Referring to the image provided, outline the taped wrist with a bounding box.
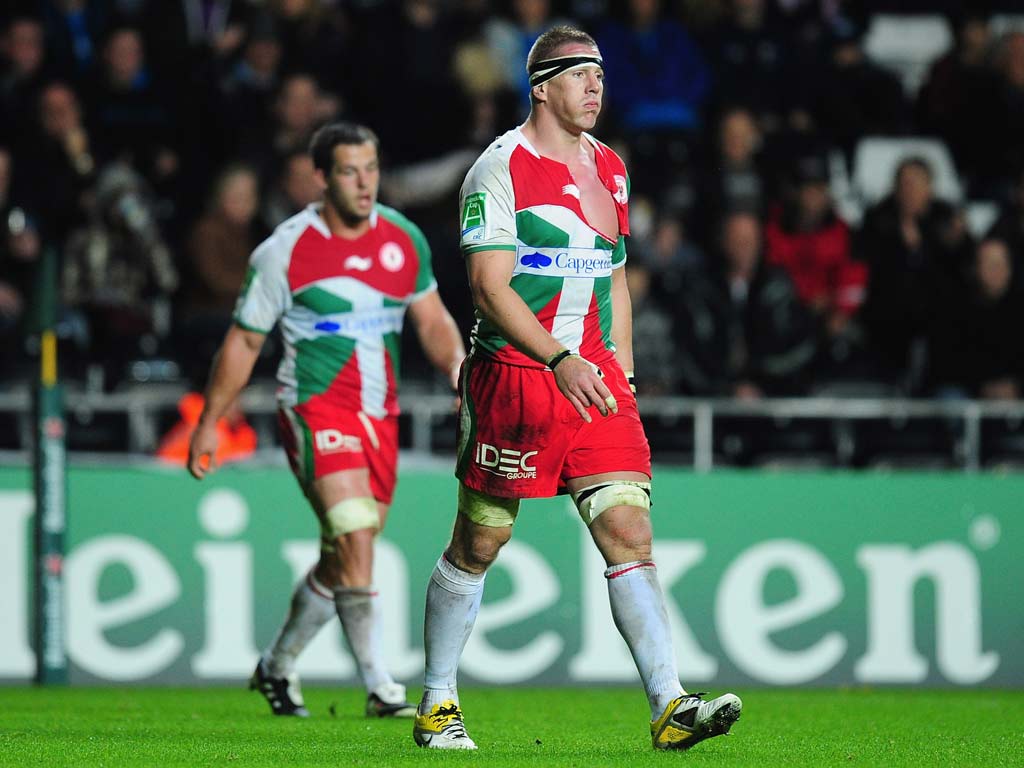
[546,349,573,370]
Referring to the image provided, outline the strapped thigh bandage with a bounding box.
[458,483,520,528]
[323,496,379,539]
[571,481,651,526]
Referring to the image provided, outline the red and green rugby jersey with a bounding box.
[459,127,630,368]
[233,203,437,417]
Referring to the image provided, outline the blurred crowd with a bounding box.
[2,0,1023,402]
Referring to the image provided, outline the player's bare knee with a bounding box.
[603,518,652,557]
[461,544,501,573]
[448,522,509,573]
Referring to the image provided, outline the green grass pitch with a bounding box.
[1,687,1022,767]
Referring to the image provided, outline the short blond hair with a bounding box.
[526,26,598,74]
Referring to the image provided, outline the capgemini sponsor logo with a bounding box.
[555,253,612,274]
[520,252,552,269]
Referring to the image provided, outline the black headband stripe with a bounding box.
[528,55,604,87]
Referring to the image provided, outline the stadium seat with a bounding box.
[965,201,1000,239]
[862,15,954,97]
[851,137,962,207]
[828,149,864,226]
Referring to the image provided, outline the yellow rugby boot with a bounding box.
[413,700,477,750]
[651,691,742,750]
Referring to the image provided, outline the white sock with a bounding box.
[606,561,685,718]
[264,570,336,678]
[335,585,393,694]
[420,555,486,713]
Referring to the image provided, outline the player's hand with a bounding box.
[187,422,219,479]
[552,354,618,423]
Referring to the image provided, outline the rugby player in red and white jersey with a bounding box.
[188,122,465,719]
[412,27,741,750]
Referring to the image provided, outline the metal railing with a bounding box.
[0,383,1021,471]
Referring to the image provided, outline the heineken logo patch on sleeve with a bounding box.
[461,192,487,239]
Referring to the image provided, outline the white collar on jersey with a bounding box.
[305,202,378,237]
[514,125,602,162]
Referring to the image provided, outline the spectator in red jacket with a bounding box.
[764,153,866,340]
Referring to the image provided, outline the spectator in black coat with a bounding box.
[973,31,1024,200]
[260,149,320,230]
[916,12,996,192]
[692,106,768,249]
[928,238,1023,400]
[14,81,95,244]
[238,72,339,185]
[810,26,911,162]
[706,0,799,134]
[348,0,469,166]
[986,165,1024,295]
[0,145,41,380]
[0,16,49,150]
[267,0,349,97]
[858,157,973,392]
[624,259,681,395]
[84,26,178,184]
[672,210,817,397]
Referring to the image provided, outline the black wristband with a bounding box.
[547,349,573,370]
[627,375,636,394]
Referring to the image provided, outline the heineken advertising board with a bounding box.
[0,466,1020,686]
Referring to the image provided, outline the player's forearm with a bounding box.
[418,310,466,383]
[197,325,263,427]
[473,282,564,365]
[613,323,634,373]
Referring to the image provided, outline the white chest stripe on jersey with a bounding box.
[310,307,405,337]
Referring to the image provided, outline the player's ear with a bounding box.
[532,83,547,103]
[313,167,328,191]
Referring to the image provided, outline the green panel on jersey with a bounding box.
[238,266,258,298]
[516,210,570,248]
[383,332,401,381]
[294,286,353,315]
[377,204,436,294]
[471,270,560,355]
[383,297,404,309]
[510,271,563,316]
[471,314,509,354]
[594,274,613,343]
[294,335,356,403]
[593,235,614,251]
[611,235,627,266]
